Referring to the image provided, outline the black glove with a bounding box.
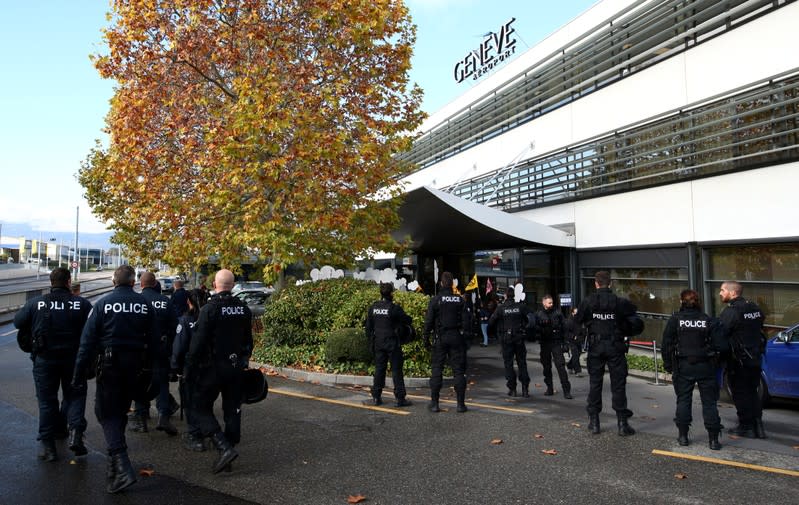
[71,368,87,392]
[423,334,432,351]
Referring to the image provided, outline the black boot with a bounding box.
[107,452,137,494]
[128,413,148,433]
[182,432,206,452]
[753,418,767,439]
[37,439,58,462]
[617,416,636,436]
[507,387,517,397]
[562,383,573,400]
[363,388,383,406]
[708,430,722,450]
[428,392,440,413]
[521,384,530,398]
[677,424,690,446]
[544,383,554,396]
[456,390,468,413]
[588,414,600,435]
[394,397,413,407]
[156,415,178,436]
[68,429,88,456]
[210,432,238,474]
[730,420,754,438]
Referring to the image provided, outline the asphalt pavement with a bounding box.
[0,325,797,504]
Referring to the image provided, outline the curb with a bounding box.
[254,362,432,388]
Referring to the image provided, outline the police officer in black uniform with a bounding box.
[575,271,639,436]
[719,280,767,438]
[564,307,583,375]
[423,271,472,413]
[365,282,413,407]
[533,294,572,399]
[661,289,727,450]
[72,265,158,494]
[130,271,178,435]
[14,267,92,461]
[488,287,533,397]
[185,268,253,474]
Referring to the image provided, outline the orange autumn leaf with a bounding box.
[534,434,544,439]
[570,422,581,427]
[347,495,367,504]
[729,434,741,440]
[674,473,688,480]
[541,449,558,455]
[139,468,155,477]
[490,439,503,445]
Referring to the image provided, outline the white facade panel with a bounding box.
[684,1,799,104]
[691,163,799,242]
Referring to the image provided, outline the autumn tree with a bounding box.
[79,0,424,279]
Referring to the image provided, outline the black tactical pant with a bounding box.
[501,340,529,390]
[586,339,632,419]
[728,359,762,425]
[540,340,570,390]
[191,363,243,445]
[33,353,87,441]
[373,344,406,400]
[95,350,146,456]
[566,338,582,373]
[672,359,721,431]
[429,332,467,396]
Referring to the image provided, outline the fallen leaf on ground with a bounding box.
[651,404,660,408]
[728,434,740,440]
[534,384,543,388]
[793,445,799,450]
[541,449,558,455]
[642,396,655,400]
[490,439,503,445]
[674,473,687,480]
[347,494,367,504]
[570,422,581,427]
[534,434,544,439]
[139,468,155,477]
[468,381,476,385]
[640,416,656,421]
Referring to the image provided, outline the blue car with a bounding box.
[720,323,799,406]
[760,323,799,405]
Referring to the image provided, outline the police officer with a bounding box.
[564,307,583,375]
[72,265,158,494]
[14,267,92,461]
[423,271,472,413]
[488,287,533,397]
[171,278,189,317]
[364,282,413,407]
[719,280,766,438]
[130,272,178,435]
[171,288,207,451]
[661,289,727,450]
[575,271,639,436]
[533,295,572,399]
[185,269,253,474]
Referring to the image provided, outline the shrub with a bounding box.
[325,328,372,364]
[257,277,433,376]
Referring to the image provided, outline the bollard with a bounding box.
[651,340,663,386]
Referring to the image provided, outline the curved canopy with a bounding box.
[393,186,575,254]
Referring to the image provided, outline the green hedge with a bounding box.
[254,277,433,376]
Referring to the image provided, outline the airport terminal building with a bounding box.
[395,0,799,336]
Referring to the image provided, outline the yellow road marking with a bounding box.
[652,449,799,477]
[270,388,410,415]
[404,393,535,414]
